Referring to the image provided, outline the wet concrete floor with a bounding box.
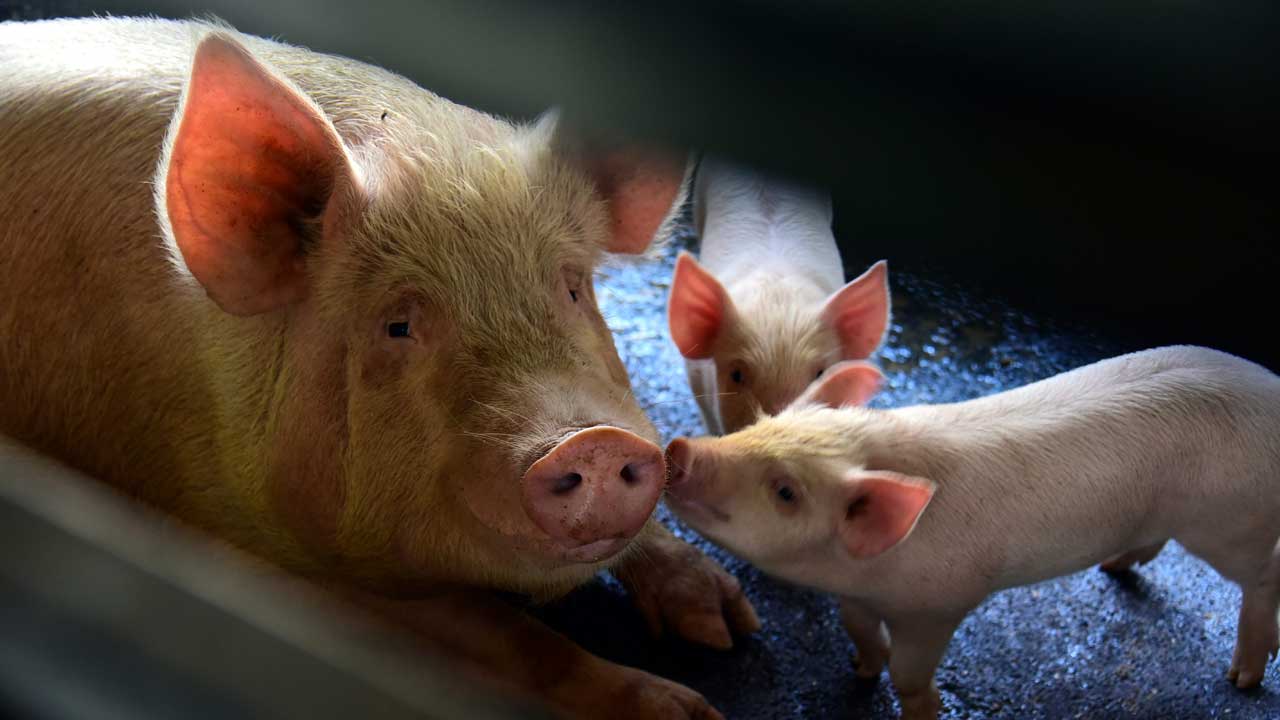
[535,219,1280,719]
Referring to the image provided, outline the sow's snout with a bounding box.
[521,426,665,562]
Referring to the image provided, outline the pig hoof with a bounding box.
[1228,657,1271,689]
[1234,669,1265,690]
[897,689,941,720]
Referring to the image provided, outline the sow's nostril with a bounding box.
[552,472,583,495]
[521,426,665,548]
[620,463,638,485]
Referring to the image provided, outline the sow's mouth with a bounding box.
[520,424,666,565]
[554,537,634,564]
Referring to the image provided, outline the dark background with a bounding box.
[10,0,1277,366]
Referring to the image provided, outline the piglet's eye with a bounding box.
[777,486,795,503]
[569,289,579,303]
[730,369,744,384]
[815,367,825,379]
[387,321,411,338]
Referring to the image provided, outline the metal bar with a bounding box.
[0,437,546,720]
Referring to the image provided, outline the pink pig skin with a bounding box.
[668,347,1280,719]
[668,156,891,434]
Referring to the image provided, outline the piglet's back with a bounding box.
[693,156,843,292]
[887,345,1280,591]
[935,346,1280,438]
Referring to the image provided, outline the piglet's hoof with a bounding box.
[1228,644,1279,689]
[897,686,941,720]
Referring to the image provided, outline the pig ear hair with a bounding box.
[820,260,891,360]
[794,360,884,409]
[839,470,935,558]
[668,252,734,360]
[158,32,356,316]
[549,120,691,255]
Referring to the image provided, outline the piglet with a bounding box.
[665,347,1280,719]
[667,156,891,434]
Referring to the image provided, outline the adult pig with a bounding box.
[666,348,1280,719]
[668,155,890,434]
[0,18,757,719]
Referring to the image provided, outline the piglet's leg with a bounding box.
[1099,540,1168,573]
[1228,550,1280,689]
[350,589,723,720]
[839,598,890,679]
[885,615,963,720]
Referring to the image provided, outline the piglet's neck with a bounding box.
[846,408,954,482]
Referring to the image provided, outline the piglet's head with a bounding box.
[156,32,687,598]
[665,361,934,587]
[668,253,890,433]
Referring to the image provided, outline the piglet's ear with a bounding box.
[668,252,733,360]
[821,260,891,360]
[795,360,884,409]
[549,117,689,254]
[840,470,935,559]
[161,33,354,316]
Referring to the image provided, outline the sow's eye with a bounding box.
[777,485,795,503]
[815,366,826,380]
[562,266,586,305]
[728,361,749,386]
[365,291,440,386]
[377,291,430,346]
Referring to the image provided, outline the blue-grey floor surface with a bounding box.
[533,222,1280,720]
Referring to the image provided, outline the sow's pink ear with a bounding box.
[668,251,732,359]
[162,33,353,316]
[586,148,688,254]
[840,470,935,559]
[547,116,688,254]
[821,260,891,360]
[796,360,884,408]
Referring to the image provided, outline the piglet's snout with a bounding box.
[665,437,692,487]
[522,426,664,546]
[663,437,705,502]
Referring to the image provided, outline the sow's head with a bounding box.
[155,31,688,597]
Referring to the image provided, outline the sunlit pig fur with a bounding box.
[0,18,689,601]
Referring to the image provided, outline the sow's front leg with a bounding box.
[612,522,762,649]
[354,589,723,720]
